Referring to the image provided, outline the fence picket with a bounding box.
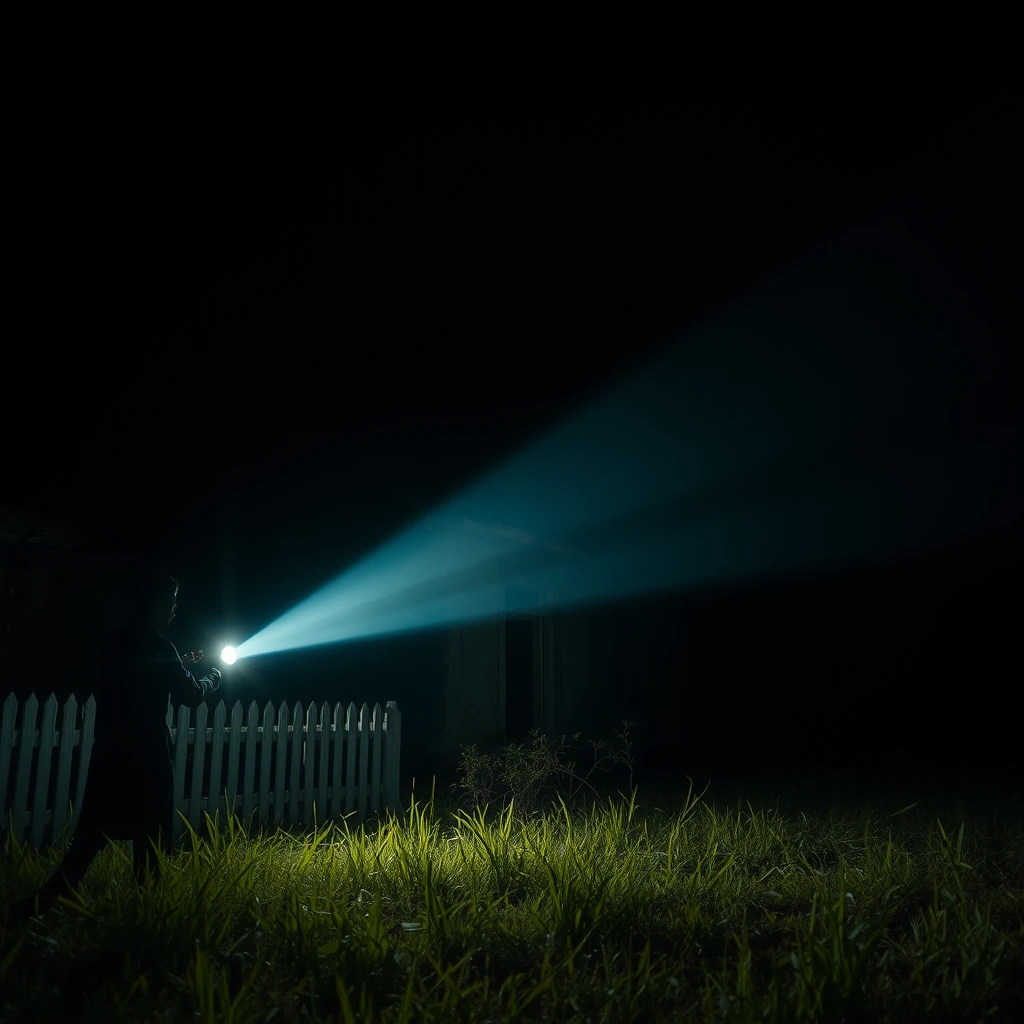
[344,702,357,814]
[30,694,59,848]
[189,702,209,834]
[273,702,289,825]
[384,701,402,815]
[12,694,38,843]
[259,702,275,824]
[370,702,382,819]
[51,694,78,843]
[172,704,191,841]
[242,701,259,829]
[330,702,344,819]
[317,701,330,828]
[288,702,303,825]
[226,701,242,818]
[209,701,226,826]
[303,702,318,829]
[357,703,369,820]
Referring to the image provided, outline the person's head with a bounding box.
[143,573,179,633]
[104,565,180,634]
[87,557,180,638]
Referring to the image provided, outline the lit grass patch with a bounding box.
[1,780,1022,1021]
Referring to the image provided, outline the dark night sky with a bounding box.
[4,19,1021,778]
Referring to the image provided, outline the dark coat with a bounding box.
[91,623,220,754]
[82,623,221,835]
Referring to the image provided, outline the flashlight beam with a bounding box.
[236,213,1022,660]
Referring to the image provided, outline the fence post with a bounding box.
[384,700,402,815]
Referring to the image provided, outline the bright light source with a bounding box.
[221,645,238,665]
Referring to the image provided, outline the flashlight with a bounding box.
[221,645,238,665]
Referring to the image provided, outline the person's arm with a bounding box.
[166,642,221,707]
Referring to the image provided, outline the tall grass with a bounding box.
[2,781,1022,1021]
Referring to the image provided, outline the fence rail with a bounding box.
[1,692,402,849]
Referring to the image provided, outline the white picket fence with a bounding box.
[0,692,402,849]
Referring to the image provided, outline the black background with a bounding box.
[3,14,1020,792]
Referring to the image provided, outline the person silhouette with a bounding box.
[8,568,220,919]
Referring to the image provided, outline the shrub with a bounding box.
[451,720,636,818]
